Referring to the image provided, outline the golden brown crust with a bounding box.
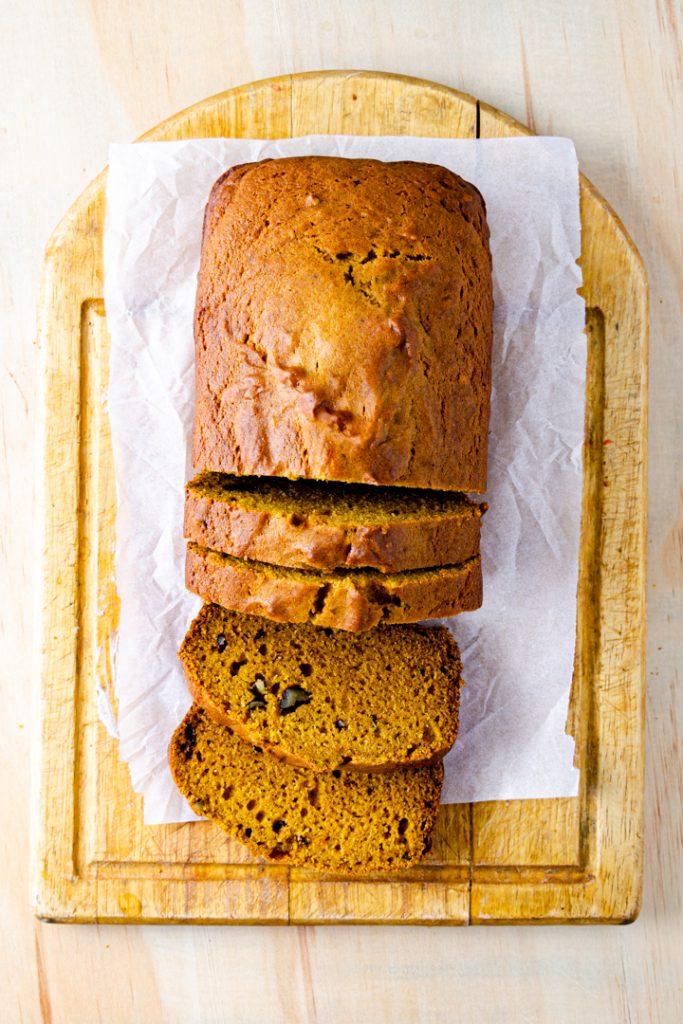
[184,472,483,573]
[178,604,461,773]
[185,543,483,632]
[169,705,444,873]
[192,156,493,492]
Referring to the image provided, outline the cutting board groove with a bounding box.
[34,70,647,925]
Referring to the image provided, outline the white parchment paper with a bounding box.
[104,136,584,823]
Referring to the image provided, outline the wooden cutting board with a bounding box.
[33,70,647,925]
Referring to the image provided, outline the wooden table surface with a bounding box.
[1,2,680,1021]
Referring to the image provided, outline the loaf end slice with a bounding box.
[170,705,444,873]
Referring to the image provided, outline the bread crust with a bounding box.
[185,543,483,632]
[184,472,483,573]
[192,156,493,492]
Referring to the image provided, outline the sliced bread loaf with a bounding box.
[185,472,483,573]
[179,604,461,772]
[186,543,482,632]
[170,704,443,873]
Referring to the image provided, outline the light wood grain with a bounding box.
[470,104,647,925]
[33,70,645,928]
[2,2,681,1022]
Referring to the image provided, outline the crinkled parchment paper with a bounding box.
[104,135,584,823]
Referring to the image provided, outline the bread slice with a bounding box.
[185,472,483,573]
[178,604,461,772]
[186,543,482,632]
[169,705,443,873]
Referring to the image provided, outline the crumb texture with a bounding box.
[179,604,462,772]
[170,705,444,872]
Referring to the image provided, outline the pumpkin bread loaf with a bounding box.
[179,604,462,772]
[186,542,482,632]
[170,705,443,872]
[192,156,493,492]
[185,472,483,573]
